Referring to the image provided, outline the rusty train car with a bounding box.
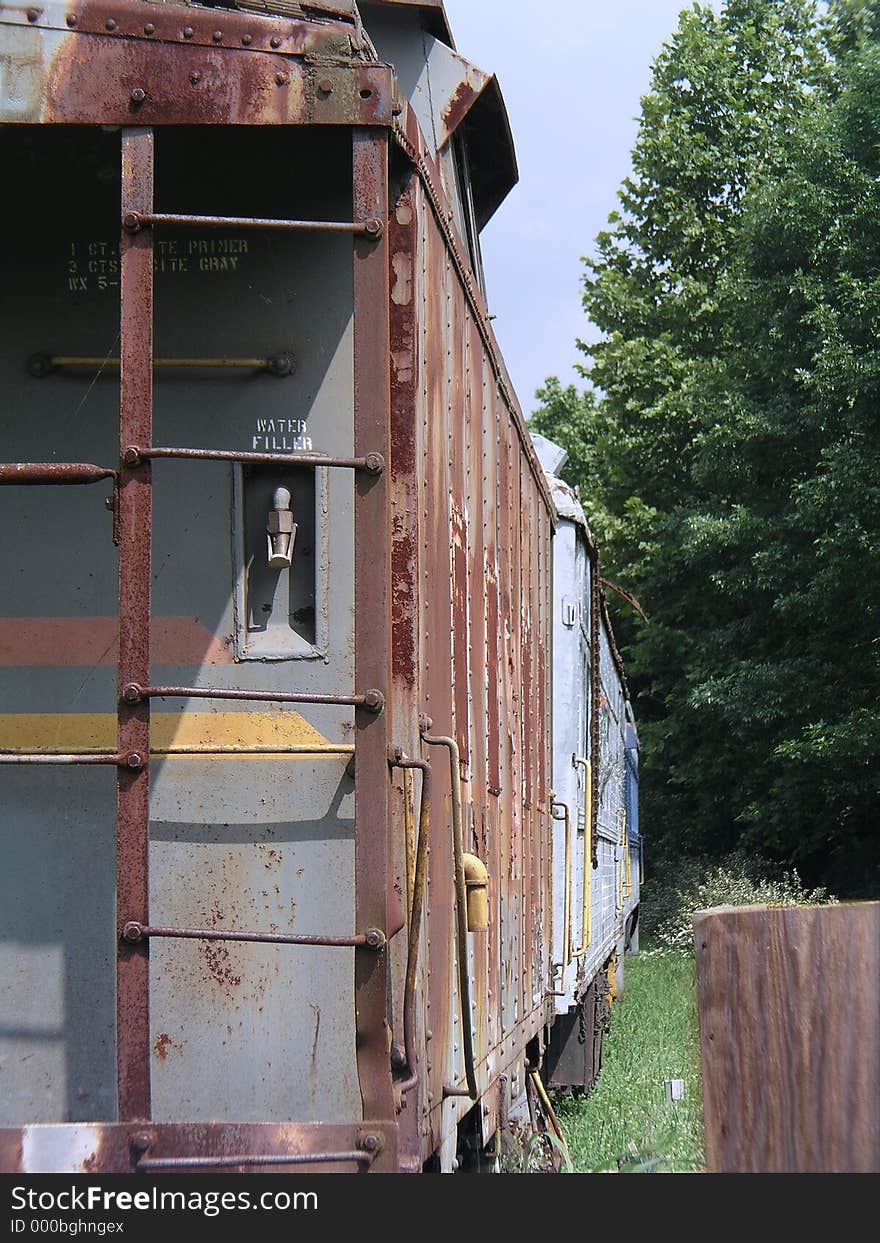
[0,0,640,1173]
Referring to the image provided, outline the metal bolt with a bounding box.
[121,445,142,465]
[364,217,383,239]
[144,23,155,35]
[121,214,141,235]
[392,101,403,116]
[130,88,146,105]
[275,72,287,86]
[426,1029,433,1041]
[362,689,385,714]
[190,71,202,85]
[125,752,145,770]
[183,26,193,39]
[212,30,222,42]
[364,927,386,951]
[359,1133,381,1153]
[364,451,385,475]
[66,14,77,28]
[130,1132,152,1154]
[122,684,142,704]
[105,19,116,32]
[241,33,252,45]
[267,352,295,377]
[26,8,39,22]
[122,921,144,943]
[390,1044,407,1071]
[270,35,281,48]
[318,78,333,94]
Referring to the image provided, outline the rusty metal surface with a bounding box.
[386,155,555,1165]
[116,126,153,1123]
[1,0,567,1174]
[0,1121,393,1173]
[0,0,392,127]
[351,128,397,1165]
[0,462,115,484]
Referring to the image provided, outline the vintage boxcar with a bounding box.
[0,0,638,1174]
[532,435,641,1095]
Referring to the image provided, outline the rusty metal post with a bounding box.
[352,128,396,1155]
[117,127,154,1122]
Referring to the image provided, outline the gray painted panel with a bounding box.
[1,127,360,1124]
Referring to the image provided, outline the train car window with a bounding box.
[453,136,487,300]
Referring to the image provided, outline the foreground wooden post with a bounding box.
[694,902,880,1172]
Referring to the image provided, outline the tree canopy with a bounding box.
[531,0,880,895]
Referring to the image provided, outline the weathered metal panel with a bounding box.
[0,1,392,127]
[0,125,365,1130]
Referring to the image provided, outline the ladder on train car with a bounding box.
[0,128,398,1172]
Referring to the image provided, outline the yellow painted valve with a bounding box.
[462,853,489,931]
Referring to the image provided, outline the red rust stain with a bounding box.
[153,1032,174,1061]
[203,942,243,990]
[441,79,482,141]
[391,523,417,686]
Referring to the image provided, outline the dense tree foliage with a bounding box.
[532,0,880,894]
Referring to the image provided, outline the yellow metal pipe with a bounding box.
[569,758,592,958]
[402,766,415,923]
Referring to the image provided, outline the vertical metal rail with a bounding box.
[352,129,396,1145]
[117,128,154,1121]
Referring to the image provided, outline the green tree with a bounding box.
[533,0,880,894]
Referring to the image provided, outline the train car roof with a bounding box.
[358,1,517,230]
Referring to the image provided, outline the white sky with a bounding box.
[441,0,703,414]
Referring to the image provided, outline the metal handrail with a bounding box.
[390,752,432,1097]
[550,799,573,977]
[420,730,479,1101]
[569,757,593,959]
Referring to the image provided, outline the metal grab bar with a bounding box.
[0,463,116,485]
[570,757,593,958]
[551,799,573,977]
[122,210,383,238]
[28,352,295,378]
[121,922,387,950]
[124,445,384,474]
[122,683,384,712]
[390,752,432,1097]
[619,807,632,904]
[136,1149,375,1171]
[0,752,129,766]
[420,730,479,1101]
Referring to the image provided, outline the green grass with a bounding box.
[555,951,705,1173]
